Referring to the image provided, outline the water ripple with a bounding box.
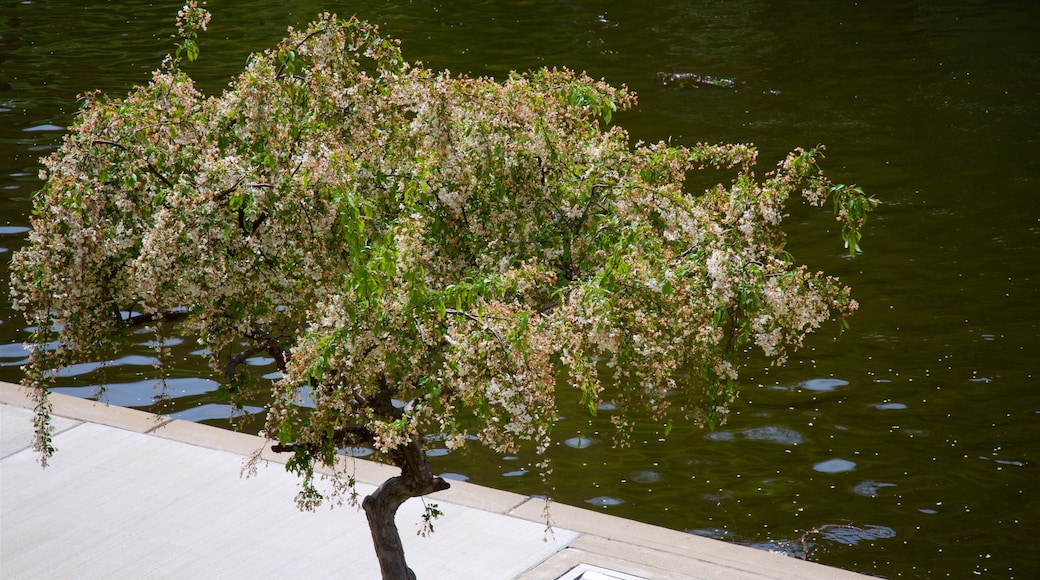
[852,480,898,497]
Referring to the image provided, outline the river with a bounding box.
[2,1,1038,577]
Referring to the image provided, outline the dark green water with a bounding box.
[2,1,1038,577]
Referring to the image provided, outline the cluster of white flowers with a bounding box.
[176,1,210,34]
[705,249,735,302]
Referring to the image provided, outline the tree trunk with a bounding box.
[362,434,450,580]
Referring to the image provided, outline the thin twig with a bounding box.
[444,308,510,355]
[91,139,174,188]
[797,524,870,560]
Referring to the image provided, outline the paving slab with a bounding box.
[1,382,873,579]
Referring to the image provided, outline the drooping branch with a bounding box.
[91,139,174,188]
[236,207,269,237]
[797,524,876,560]
[444,307,510,356]
[124,309,190,326]
[225,329,290,379]
[271,425,375,453]
[537,300,561,316]
[271,378,404,454]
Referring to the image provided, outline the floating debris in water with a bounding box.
[658,72,738,89]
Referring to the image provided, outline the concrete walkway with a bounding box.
[1,382,871,579]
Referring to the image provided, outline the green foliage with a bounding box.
[831,184,878,256]
[173,2,209,65]
[10,9,875,505]
[418,500,443,537]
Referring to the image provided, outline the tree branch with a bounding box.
[225,329,290,379]
[91,139,174,189]
[537,300,560,316]
[271,425,375,453]
[444,308,510,355]
[124,309,190,326]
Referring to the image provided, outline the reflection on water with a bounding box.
[168,403,264,423]
[564,436,598,449]
[52,377,221,407]
[2,1,1039,578]
[629,470,661,485]
[705,425,805,445]
[813,459,857,474]
[797,378,850,392]
[852,481,898,498]
[585,496,625,508]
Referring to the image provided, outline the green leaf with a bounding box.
[185,39,200,63]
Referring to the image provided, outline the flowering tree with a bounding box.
[10,6,876,579]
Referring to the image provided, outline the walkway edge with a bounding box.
[1,381,874,579]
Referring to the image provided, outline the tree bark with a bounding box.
[362,434,450,580]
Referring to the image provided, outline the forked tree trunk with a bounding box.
[363,434,450,580]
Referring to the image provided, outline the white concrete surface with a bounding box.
[0,383,873,579]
